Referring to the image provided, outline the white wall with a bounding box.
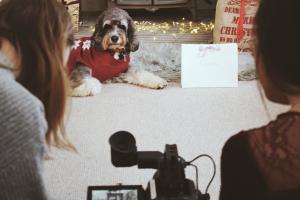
[81,0,107,12]
[81,0,216,13]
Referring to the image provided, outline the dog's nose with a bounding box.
[111,36,119,43]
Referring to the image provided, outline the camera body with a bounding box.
[87,131,210,200]
[142,145,201,200]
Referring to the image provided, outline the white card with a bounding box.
[181,43,238,88]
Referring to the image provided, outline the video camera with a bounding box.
[87,131,215,200]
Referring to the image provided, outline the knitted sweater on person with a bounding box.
[0,52,50,200]
[67,37,130,82]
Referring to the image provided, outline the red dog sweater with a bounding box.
[67,37,130,82]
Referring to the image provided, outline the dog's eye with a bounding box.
[118,25,127,31]
[104,24,112,29]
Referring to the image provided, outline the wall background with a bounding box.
[81,0,216,16]
[81,0,107,12]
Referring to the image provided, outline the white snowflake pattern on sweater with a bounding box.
[72,40,81,50]
[82,40,91,50]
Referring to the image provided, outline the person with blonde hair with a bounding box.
[0,0,76,199]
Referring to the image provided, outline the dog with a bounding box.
[68,7,168,97]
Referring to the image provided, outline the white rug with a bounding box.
[129,42,256,83]
[44,82,288,200]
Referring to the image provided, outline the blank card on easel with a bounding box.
[181,43,238,88]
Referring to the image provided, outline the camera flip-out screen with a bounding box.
[87,185,144,200]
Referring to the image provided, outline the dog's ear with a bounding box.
[91,12,105,51]
[126,16,139,52]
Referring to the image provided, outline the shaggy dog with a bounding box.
[68,7,167,97]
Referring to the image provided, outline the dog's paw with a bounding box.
[72,77,102,97]
[146,76,168,89]
[124,70,168,89]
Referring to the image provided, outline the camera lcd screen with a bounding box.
[87,185,143,200]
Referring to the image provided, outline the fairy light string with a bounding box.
[134,18,214,36]
[90,18,214,41]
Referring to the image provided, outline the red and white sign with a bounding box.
[213,0,260,52]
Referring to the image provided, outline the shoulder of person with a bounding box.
[0,72,48,165]
[222,112,294,159]
[222,121,273,158]
[0,74,47,127]
[222,131,249,154]
[223,115,288,152]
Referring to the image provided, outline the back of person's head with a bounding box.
[255,0,300,102]
[0,0,76,151]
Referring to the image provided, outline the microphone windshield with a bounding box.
[109,131,138,167]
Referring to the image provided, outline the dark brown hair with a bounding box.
[0,0,76,150]
[255,0,300,94]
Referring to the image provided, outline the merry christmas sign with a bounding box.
[213,0,260,52]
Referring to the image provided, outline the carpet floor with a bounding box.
[44,81,288,200]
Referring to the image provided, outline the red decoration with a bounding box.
[237,0,245,42]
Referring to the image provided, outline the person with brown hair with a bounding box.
[0,0,76,199]
[220,0,300,199]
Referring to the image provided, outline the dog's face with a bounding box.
[101,19,128,51]
[92,8,139,53]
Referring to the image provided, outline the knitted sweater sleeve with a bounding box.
[0,68,51,200]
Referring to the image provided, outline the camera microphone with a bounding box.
[109,131,163,169]
[109,131,138,167]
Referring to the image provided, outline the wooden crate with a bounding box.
[60,0,80,32]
